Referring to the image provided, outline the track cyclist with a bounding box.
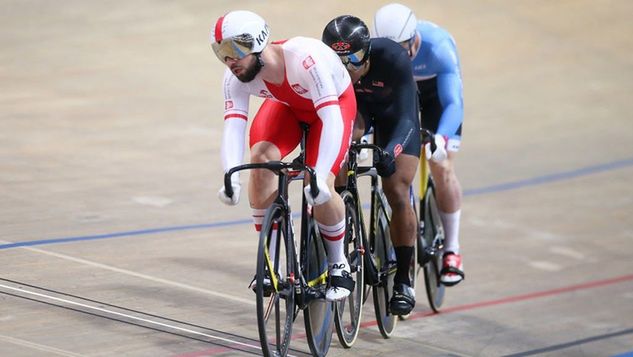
[322,15,421,315]
[374,3,466,286]
[211,10,356,301]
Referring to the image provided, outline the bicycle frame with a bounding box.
[342,143,391,286]
[224,160,324,306]
[417,129,444,263]
[223,129,335,356]
[415,128,447,312]
[341,141,399,338]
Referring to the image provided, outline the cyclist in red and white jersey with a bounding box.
[211,10,356,301]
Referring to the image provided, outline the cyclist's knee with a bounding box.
[383,170,414,194]
[250,142,281,163]
[383,184,410,210]
[429,158,455,179]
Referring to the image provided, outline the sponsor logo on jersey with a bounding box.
[291,84,308,94]
[394,144,403,157]
[259,90,273,98]
[372,80,384,87]
[302,56,315,69]
[224,100,233,110]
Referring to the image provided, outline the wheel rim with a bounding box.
[303,221,333,356]
[372,202,397,338]
[256,206,294,356]
[335,192,364,347]
[423,187,446,312]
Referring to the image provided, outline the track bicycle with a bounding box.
[223,127,334,357]
[410,128,447,312]
[335,141,398,342]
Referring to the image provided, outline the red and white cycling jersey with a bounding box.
[220,36,356,179]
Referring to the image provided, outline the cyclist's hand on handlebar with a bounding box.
[218,175,241,206]
[425,134,448,163]
[303,175,331,206]
[374,150,396,177]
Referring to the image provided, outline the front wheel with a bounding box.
[371,192,397,338]
[335,191,365,348]
[420,184,445,312]
[256,204,295,356]
[303,216,334,357]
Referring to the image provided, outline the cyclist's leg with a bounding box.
[381,154,419,314]
[249,100,302,210]
[382,154,419,277]
[428,151,464,284]
[372,97,421,314]
[248,100,302,289]
[419,77,465,285]
[313,177,353,301]
[305,86,356,301]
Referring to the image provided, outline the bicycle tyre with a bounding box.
[421,184,445,312]
[371,191,398,338]
[303,216,334,357]
[256,204,295,357]
[334,191,365,348]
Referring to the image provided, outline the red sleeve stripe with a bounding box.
[214,16,225,42]
[315,100,339,111]
[224,113,248,121]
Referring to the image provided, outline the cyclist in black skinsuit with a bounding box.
[323,15,422,315]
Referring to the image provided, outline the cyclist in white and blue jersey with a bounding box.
[374,3,465,286]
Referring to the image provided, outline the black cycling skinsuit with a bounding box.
[354,37,421,162]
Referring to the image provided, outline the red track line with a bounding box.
[373,273,633,326]
[172,273,633,357]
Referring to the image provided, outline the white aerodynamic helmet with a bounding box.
[373,3,418,42]
[210,10,270,61]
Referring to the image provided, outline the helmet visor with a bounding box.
[339,48,369,70]
[212,34,255,62]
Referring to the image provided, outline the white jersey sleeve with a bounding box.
[220,68,250,174]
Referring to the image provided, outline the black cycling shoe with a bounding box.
[389,283,416,315]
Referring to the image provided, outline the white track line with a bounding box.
[0,283,262,352]
[1,240,254,306]
[0,334,84,357]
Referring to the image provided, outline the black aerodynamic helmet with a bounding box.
[322,15,371,69]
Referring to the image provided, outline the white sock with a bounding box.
[440,209,461,254]
[317,219,347,266]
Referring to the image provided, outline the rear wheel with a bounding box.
[256,204,295,356]
[371,193,397,338]
[420,184,445,312]
[335,191,365,348]
[303,217,334,357]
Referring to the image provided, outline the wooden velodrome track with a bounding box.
[1,1,632,356]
